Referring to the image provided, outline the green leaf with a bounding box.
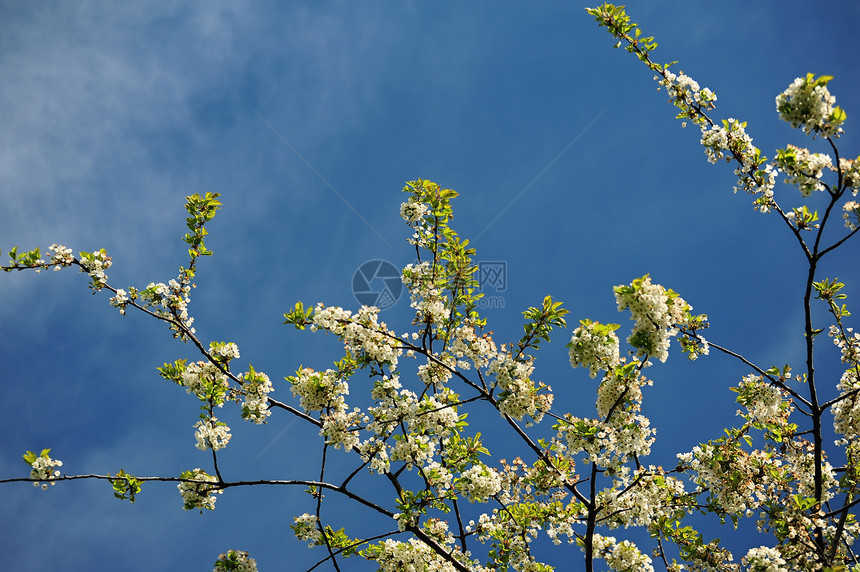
[109,469,142,503]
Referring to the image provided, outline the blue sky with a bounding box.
[1,1,859,570]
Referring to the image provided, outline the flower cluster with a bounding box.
[661,71,715,107]
[594,365,645,419]
[213,550,257,572]
[417,356,454,387]
[408,392,461,436]
[361,379,460,472]
[400,195,430,223]
[238,368,273,424]
[178,468,221,511]
[832,367,860,444]
[614,276,688,364]
[597,466,687,530]
[287,367,368,451]
[402,261,451,327]
[364,384,421,471]
[448,323,497,370]
[591,534,654,572]
[78,249,112,289]
[288,367,349,412]
[109,289,130,314]
[734,374,790,426]
[487,354,551,423]
[320,407,366,450]
[830,324,860,364]
[311,304,401,367]
[700,118,754,165]
[742,546,788,572]
[421,518,455,546]
[28,453,63,490]
[194,417,232,451]
[700,118,777,210]
[48,244,74,268]
[743,164,779,212]
[776,74,844,138]
[568,320,621,378]
[422,461,454,495]
[545,517,577,548]
[400,180,452,249]
[390,428,435,468]
[356,438,391,474]
[210,342,240,362]
[775,144,832,197]
[656,70,716,127]
[555,410,654,468]
[457,463,503,503]
[367,514,494,572]
[139,279,195,338]
[677,443,777,516]
[365,538,465,572]
[840,157,860,193]
[471,508,551,571]
[844,201,860,231]
[181,361,230,405]
[781,438,836,502]
[292,513,323,547]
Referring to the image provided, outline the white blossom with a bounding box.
[181,361,230,405]
[569,320,621,378]
[776,75,842,137]
[48,244,74,267]
[29,454,63,490]
[832,367,860,443]
[844,200,860,231]
[194,417,232,451]
[178,468,221,511]
[777,144,832,196]
[458,464,503,503]
[239,369,273,424]
[614,276,688,364]
[213,550,257,572]
[742,546,788,572]
[591,534,654,572]
[289,367,348,413]
[292,513,322,547]
[400,196,430,223]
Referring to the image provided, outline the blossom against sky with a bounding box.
[1,1,858,570]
